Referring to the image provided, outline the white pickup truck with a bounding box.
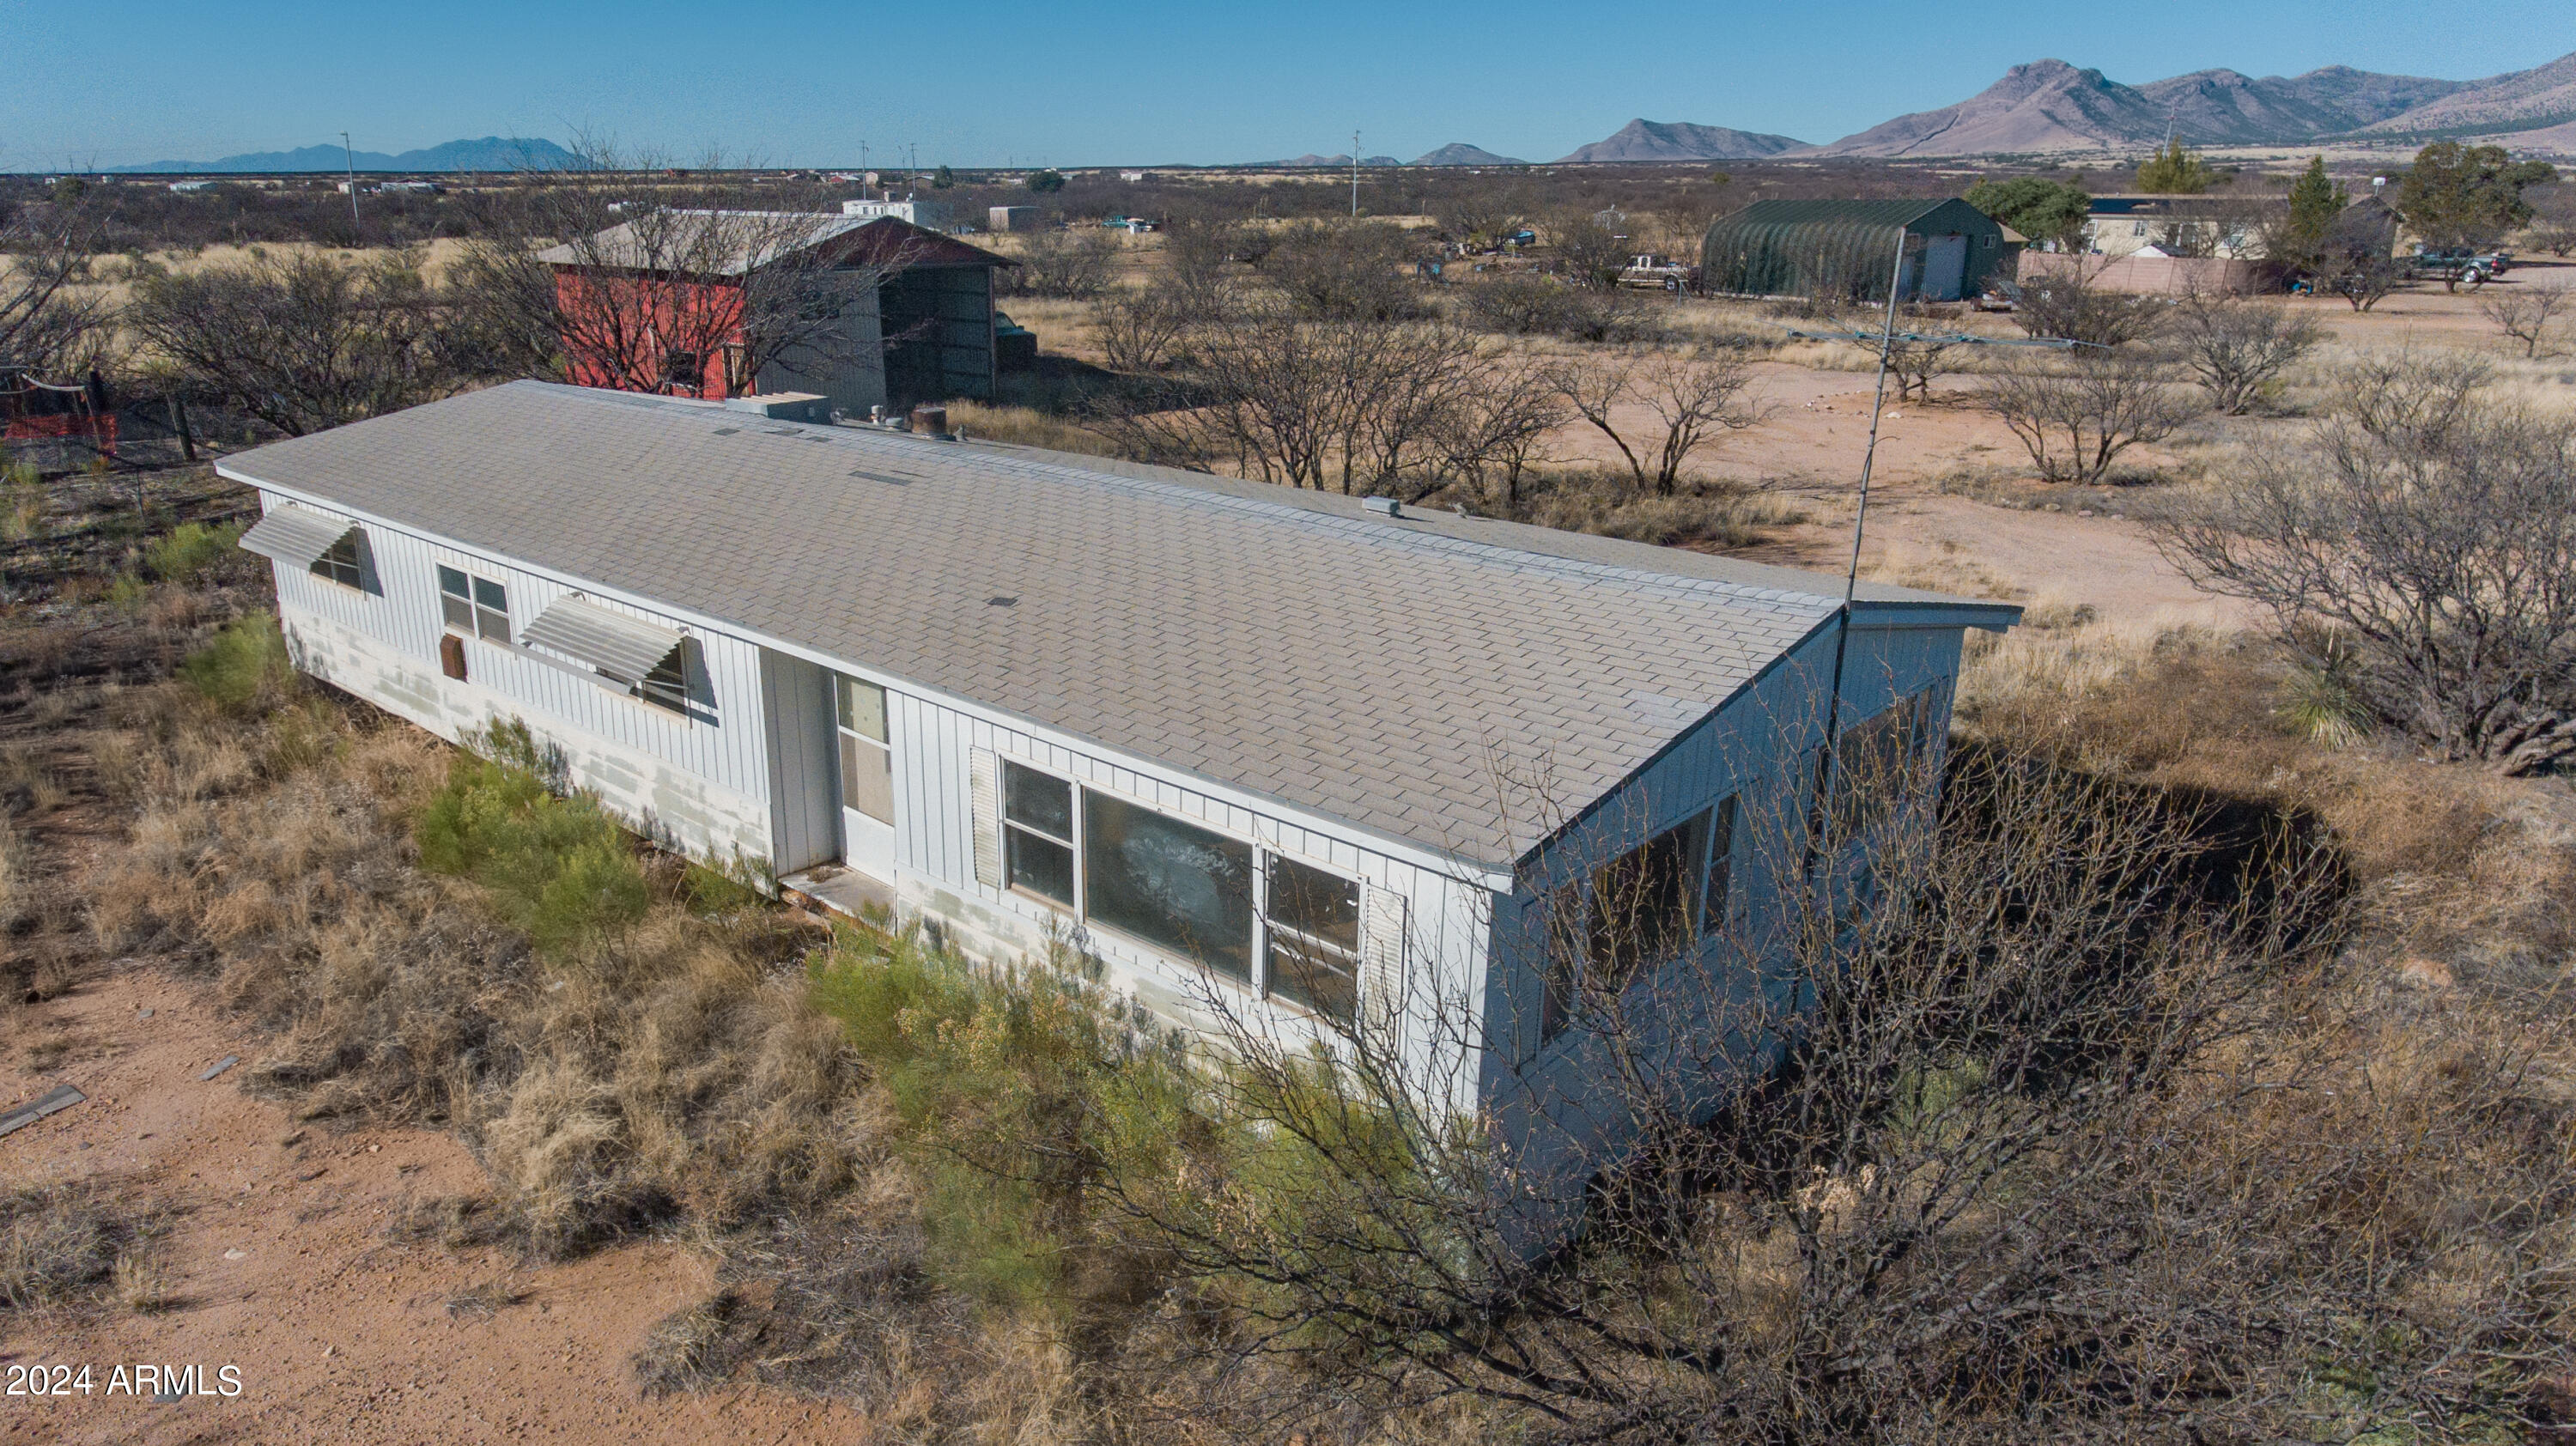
[1617,254,1699,291]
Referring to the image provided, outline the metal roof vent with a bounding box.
[1363,496,1400,519]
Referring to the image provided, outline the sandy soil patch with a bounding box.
[1,968,872,1444]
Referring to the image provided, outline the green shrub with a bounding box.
[106,574,151,616]
[414,720,649,955]
[805,924,1191,1309]
[144,520,245,583]
[179,610,295,712]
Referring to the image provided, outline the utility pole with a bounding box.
[340,131,361,234]
[1350,130,1360,217]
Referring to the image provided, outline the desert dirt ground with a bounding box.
[2,957,877,1445]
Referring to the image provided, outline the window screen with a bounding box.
[639,649,690,715]
[1001,761,1074,907]
[835,677,894,823]
[437,566,510,643]
[1586,811,1711,999]
[1703,795,1740,936]
[310,531,366,590]
[1264,857,1360,1023]
[1824,690,1935,840]
[1084,792,1252,981]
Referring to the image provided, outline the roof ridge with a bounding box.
[520,382,1849,617]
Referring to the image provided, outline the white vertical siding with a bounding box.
[879,686,1495,1113]
[257,490,780,869]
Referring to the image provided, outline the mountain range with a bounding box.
[1261,153,1404,168]
[1807,48,2576,155]
[1555,118,1805,163]
[1413,143,1528,166]
[89,48,2576,182]
[108,137,587,173]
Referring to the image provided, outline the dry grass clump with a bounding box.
[0,1182,163,1315]
[1958,619,2576,985]
[943,399,1126,460]
[1491,467,1811,549]
[88,625,875,1257]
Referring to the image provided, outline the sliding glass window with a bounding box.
[1264,856,1360,1023]
[1002,762,1076,908]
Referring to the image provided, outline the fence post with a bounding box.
[167,394,197,463]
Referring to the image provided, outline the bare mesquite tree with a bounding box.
[2014,261,2169,349]
[0,205,109,376]
[1258,221,1434,322]
[1078,733,2512,1446]
[2477,283,2570,358]
[1425,355,1567,507]
[1555,347,1762,495]
[1880,305,1970,403]
[1979,349,2206,484]
[2168,290,2324,414]
[1194,303,1485,494]
[2159,355,2576,775]
[455,141,927,398]
[1546,213,1631,290]
[998,227,1121,301]
[124,250,458,436]
[1086,259,1569,499]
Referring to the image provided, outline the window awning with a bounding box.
[237,505,357,569]
[519,595,685,686]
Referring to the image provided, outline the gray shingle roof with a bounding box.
[222,381,2013,868]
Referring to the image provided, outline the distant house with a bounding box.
[224,380,2016,1231]
[2081,195,2273,260]
[1702,199,2008,303]
[539,210,1015,416]
[841,195,951,230]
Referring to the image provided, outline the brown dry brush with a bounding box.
[2156,355,2576,776]
[83,675,874,1258]
[1084,734,2576,1445]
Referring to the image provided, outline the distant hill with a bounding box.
[1805,49,2574,155]
[1413,143,1527,166]
[2355,48,2576,137]
[1556,118,1804,162]
[1257,153,1402,167]
[2133,66,2467,144]
[1806,61,2178,155]
[111,136,589,173]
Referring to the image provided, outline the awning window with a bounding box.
[519,595,686,689]
[238,505,359,570]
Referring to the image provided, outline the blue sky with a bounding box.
[6,0,2571,170]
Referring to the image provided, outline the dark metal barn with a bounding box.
[1700,198,2007,304]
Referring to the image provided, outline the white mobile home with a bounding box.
[222,381,2016,1202]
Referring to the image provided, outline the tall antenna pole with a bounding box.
[1812,224,1915,869]
[1351,131,1360,217]
[340,131,361,234]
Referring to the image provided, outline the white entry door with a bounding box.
[835,675,896,879]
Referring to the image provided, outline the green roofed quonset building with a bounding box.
[1701,198,2008,304]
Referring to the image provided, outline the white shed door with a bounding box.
[835,675,896,880]
[1920,234,1969,301]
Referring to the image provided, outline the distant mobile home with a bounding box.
[224,381,2016,1207]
